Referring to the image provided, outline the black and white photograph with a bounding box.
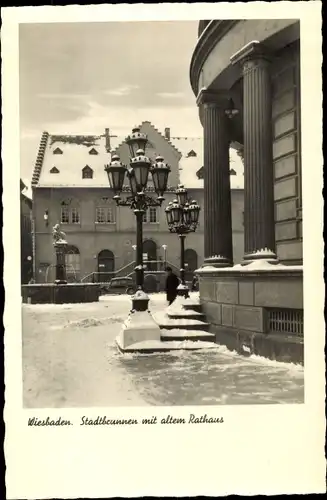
[3,2,324,498]
[19,16,307,409]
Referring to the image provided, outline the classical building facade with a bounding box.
[30,122,244,288]
[190,20,303,363]
[20,179,33,284]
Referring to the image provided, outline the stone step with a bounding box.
[182,302,202,313]
[160,329,215,343]
[167,310,206,321]
[157,320,210,332]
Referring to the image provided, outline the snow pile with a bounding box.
[166,295,188,314]
[196,261,303,273]
[131,289,149,300]
[195,265,220,273]
[246,248,276,257]
[63,317,105,329]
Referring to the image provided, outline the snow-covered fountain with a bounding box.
[21,224,100,304]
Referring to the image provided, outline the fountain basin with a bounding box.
[22,283,100,304]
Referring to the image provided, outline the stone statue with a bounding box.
[52,223,67,244]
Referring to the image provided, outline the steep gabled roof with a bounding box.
[33,133,108,187]
[109,121,182,159]
[31,126,243,190]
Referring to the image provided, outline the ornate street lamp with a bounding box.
[105,126,171,311]
[165,185,200,298]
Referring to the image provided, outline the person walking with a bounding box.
[165,266,180,305]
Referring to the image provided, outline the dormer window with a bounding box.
[89,148,98,155]
[230,168,237,176]
[53,147,63,155]
[82,165,93,179]
[186,150,197,158]
[50,166,60,174]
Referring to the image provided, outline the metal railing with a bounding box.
[113,260,136,278]
[80,259,183,284]
[267,308,304,337]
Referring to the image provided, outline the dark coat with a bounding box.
[165,273,180,301]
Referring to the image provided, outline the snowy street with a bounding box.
[22,293,304,408]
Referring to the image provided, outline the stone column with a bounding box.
[197,89,233,267]
[231,41,276,261]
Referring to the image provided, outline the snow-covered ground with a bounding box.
[22,293,304,408]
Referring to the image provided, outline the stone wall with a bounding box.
[22,283,100,304]
[199,269,303,363]
[272,42,302,264]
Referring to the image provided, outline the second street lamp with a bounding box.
[105,126,171,309]
[165,185,200,298]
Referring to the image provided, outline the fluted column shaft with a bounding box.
[231,42,276,260]
[198,90,233,267]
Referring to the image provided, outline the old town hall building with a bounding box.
[30,121,244,286]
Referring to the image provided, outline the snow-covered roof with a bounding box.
[31,126,243,190]
[34,133,111,187]
[170,136,244,190]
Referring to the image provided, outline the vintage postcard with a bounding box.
[2,2,325,498]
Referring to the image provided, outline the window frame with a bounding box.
[82,166,94,179]
[60,206,70,224]
[61,206,80,224]
[143,207,158,224]
[95,206,115,224]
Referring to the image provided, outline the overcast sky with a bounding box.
[19,21,202,182]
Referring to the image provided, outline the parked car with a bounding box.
[99,276,136,295]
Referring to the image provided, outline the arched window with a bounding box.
[184,249,198,282]
[65,245,80,282]
[143,239,157,271]
[97,249,115,282]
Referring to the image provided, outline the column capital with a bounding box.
[196,88,230,109]
[230,40,270,66]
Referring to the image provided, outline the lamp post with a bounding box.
[105,126,170,311]
[162,244,167,270]
[165,184,200,298]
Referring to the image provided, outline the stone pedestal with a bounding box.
[54,240,67,284]
[116,290,161,352]
[231,41,276,262]
[197,89,233,267]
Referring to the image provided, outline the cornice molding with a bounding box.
[196,88,230,108]
[190,20,240,97]
[230,40,270,66]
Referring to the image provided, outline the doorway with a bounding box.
[97,249,115,282]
